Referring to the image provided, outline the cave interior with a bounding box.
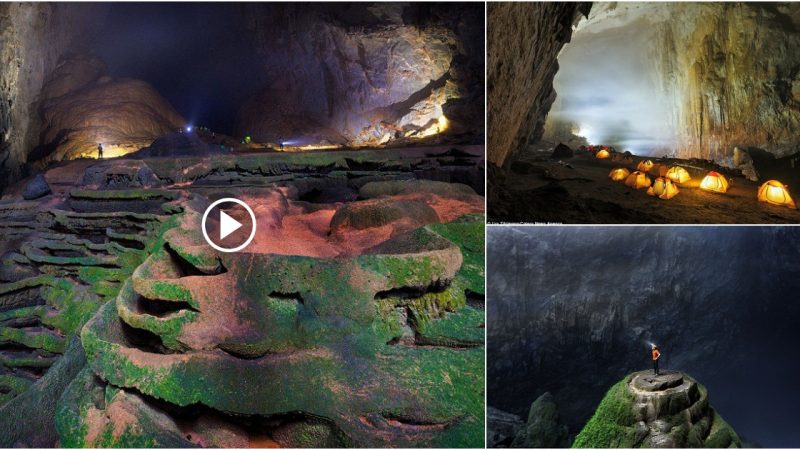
[488,2,800,224]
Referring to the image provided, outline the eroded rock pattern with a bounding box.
[573,371,740,448]
[1,147,485,448]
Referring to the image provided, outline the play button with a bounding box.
[219,210,242,240]
[201,198,256,252]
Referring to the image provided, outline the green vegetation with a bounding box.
[573,375,637,448]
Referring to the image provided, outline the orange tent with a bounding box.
[666,166,691,184]
[647,177,680,199]
[624,171,651,189]
[757,180,797,209]
[637,160,654,172]
[596,149,611,159]
[609,167,630,182]
[699,171,729,193]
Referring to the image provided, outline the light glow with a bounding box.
[699,171,729,194]
[758,180,797,209]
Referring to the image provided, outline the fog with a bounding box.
[546,17,677,156]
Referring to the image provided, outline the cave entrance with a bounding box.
[542,4,678,157]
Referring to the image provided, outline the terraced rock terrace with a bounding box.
[0,145,485,448]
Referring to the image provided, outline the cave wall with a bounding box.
[487,227,800,446]
[237,3,484,147]
[546,2,800,162]
[663,3,800,161]
[487,2,590,168]
[0,3,104,191]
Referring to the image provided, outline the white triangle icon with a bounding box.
[219,210,242,240]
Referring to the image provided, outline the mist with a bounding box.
[545,16,677,155]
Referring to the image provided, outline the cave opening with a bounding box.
[543,4,677,156]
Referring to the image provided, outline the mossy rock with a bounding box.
[359,180,476,199]
[573,372,741,448]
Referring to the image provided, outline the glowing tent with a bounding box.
[637,160,654,172]
[624,171,651,189]
[609,167,630,182]
[699,171,729,193]
[757,180,797,209]
[666,166,691,184]
[596,149,610,159]
[647,177,679,199]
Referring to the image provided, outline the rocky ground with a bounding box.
[489,144,800,223]
[0,145,485,448]
[573,371,740,448]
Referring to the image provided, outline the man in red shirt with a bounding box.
[651,343,661,375]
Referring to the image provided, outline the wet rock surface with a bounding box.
[0,145,485,447]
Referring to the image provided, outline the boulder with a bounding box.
[733,147,759,181]
[129,132,231,158]
[550,143,574,159]
[511,392,570,448]
[22,174,51,200]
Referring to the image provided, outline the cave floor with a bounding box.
[489,147,799,224]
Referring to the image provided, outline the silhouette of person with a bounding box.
[651,344,661,375]
[97,143,104,159]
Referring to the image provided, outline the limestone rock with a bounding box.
[488,407,525,448]
[129,131,232,158]
[573,371,741,448]
[0,3,106,192]
[21,174,51,199]
[236,4,483,148]
[733,147,759,182]
[512,392,570,448]
[35,78,185,163]
[487,2,591,167]
[551,143,574,159]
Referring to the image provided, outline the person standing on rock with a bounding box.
[651,344,661,375]
[97,143,104,159]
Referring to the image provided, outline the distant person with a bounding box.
[97,143,104,159]
[651,343,661,375]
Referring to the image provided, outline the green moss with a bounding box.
[69,189,178,201]
[416,306,484,346]
[428,215,485,295]
[704,409,741,448]
[572,376,637,448]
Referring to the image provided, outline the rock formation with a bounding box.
[0,145,485,447]
[237,3,484,148]
[487,226,800,447]
[35,74,185,163]
[487,2,591,168]
[573,371,740,448]
[0,3,106,192]
[512,392,570,448]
